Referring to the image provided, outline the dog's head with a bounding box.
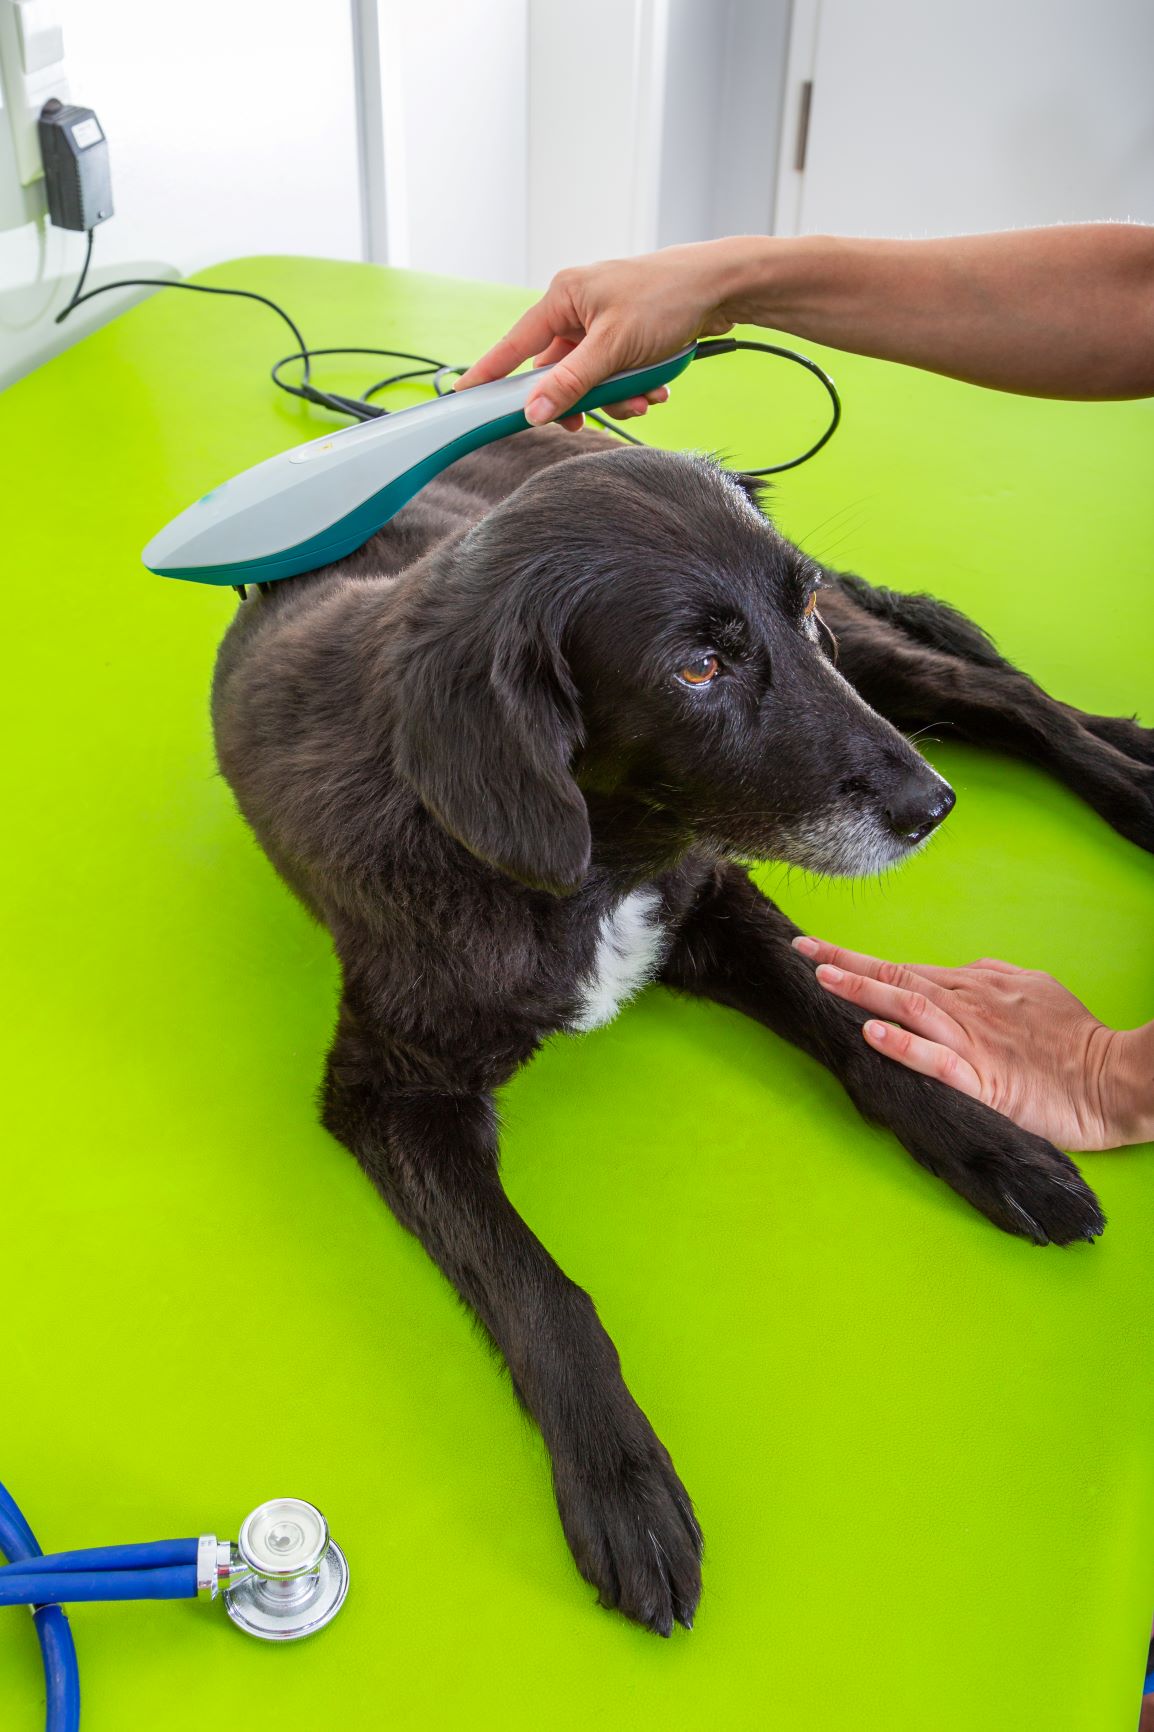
[393,447,953,894]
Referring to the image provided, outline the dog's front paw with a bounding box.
[553,1421,702,1636]
[975,1136,1105,1245]
[894,1088,1106,1246]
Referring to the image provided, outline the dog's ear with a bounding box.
[393,589,591,895]
[728,471,771,515]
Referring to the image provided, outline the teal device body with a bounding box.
[141,347,696,587]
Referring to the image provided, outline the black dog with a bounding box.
[212,427,1153,1636]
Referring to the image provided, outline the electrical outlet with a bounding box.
[0,0,68,187]
[14,1,63,74]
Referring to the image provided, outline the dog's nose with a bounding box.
[884,777,955,845]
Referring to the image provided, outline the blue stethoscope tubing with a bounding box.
[0,1484,203,1732]
[0,1538,196,1586]
[0,1522,201,1604]
[0,1481,81,1732]
[0,1565,197,1604]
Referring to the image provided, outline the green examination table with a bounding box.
[3,258,1152,1731]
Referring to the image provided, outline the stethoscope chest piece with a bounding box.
[221,1498,349,1641]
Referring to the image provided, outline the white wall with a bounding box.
[780,0,1154,237]
[56,0,362,271]
[0,0,362,385]
[376,0,527,283]
[655,0,790,247]
[375,0,790,292]
[528,0,790,285]
[527,0,667,286]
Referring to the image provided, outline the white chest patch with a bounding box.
[569,888,666,1033]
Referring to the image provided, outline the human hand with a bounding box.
[454,240,750,430]
[792,936,1154,1151]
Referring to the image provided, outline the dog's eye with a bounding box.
[804,590,818,617]
[677,655,721,687]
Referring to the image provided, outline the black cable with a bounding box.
[54,233,841,471]
[690,337,841,473]
[52,269,348,409]
[269,346,451,421]
[589,337,840,475]
[583,409,647,445]
[57,267,453,424]
[56,227,94,322]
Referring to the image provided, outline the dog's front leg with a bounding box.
[661,864,1105,1245]
[322,1015,702,1634]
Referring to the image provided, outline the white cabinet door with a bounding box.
[777,0,1154,237]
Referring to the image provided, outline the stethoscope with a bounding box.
[0,1480,348,1731]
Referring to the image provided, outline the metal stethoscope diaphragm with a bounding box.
[1,1480,350,1731]
[198,1498,349,1640]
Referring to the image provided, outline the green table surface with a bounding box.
[2,256,1152,1732]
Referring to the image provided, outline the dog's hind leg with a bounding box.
[660,863,1106,1245]
[321,1000,702,1635]
[819,573,1154,851]
[1056,701,1154,768]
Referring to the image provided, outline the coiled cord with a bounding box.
[56,232,841,474]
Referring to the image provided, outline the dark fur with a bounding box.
[212,428,1153,1635]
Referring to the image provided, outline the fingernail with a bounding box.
[525,395,554,424]
[816,964,843,984]
[865,1020,887,1041]
[792,936,819,956]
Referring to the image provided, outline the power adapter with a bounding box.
[38,97,113,231]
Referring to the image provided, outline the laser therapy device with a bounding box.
[140,339,840,590]
[142,348,697,586]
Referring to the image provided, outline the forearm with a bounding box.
[713,225,1154,399]
[1104,1020,1154,1146]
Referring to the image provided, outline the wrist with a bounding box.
[713,233,850,331]
[1100,1022,1154,1146]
